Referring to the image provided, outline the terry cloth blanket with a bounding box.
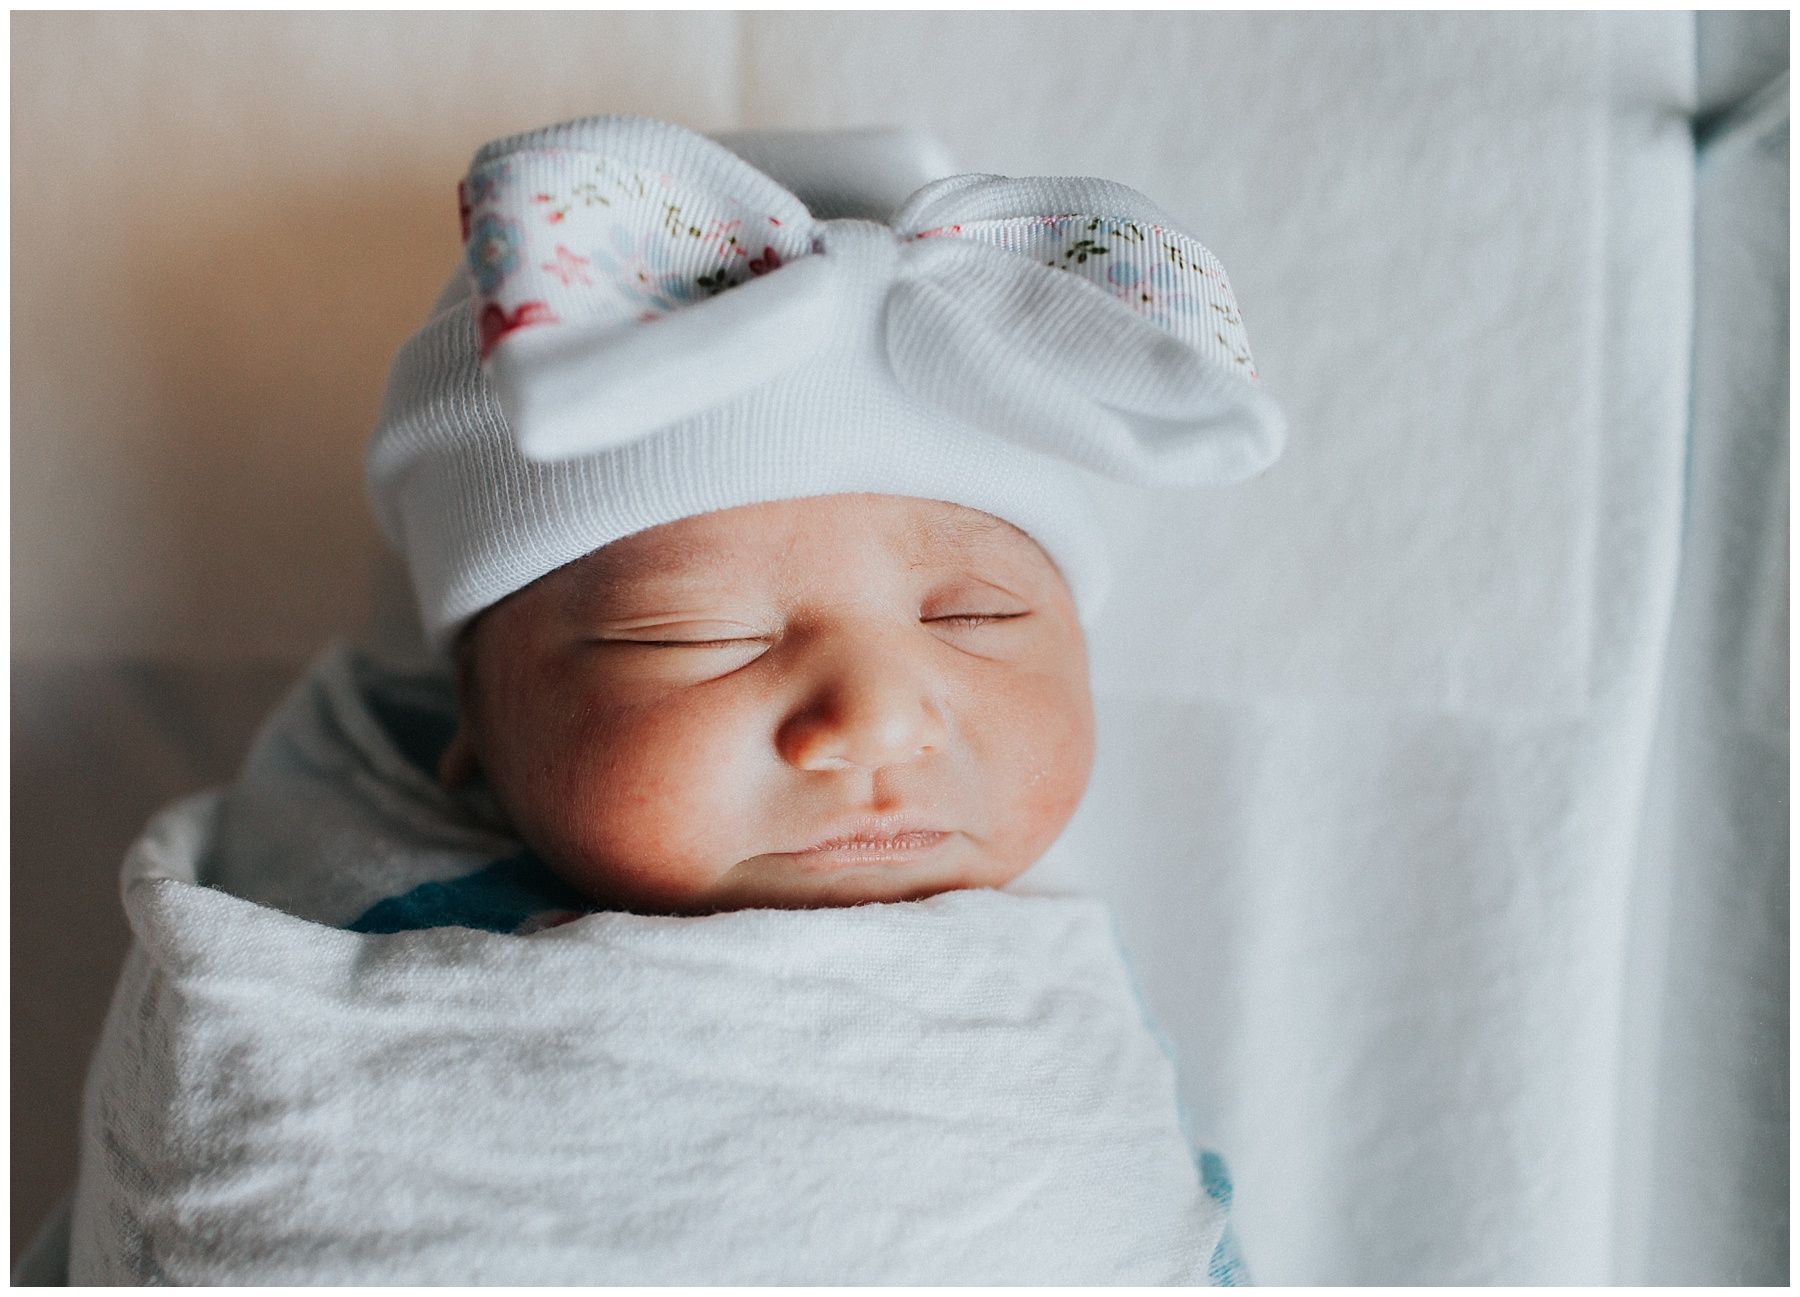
[69,644,1246,1285]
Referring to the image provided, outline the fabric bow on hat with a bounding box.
[459,115,1285,486]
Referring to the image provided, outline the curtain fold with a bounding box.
[1612,27,1788,1284]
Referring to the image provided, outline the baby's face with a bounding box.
[444,493,1094,915]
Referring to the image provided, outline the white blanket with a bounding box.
[69,646,1237,1284]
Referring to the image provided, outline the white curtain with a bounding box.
[1610,24,1788,1285]
[1048,11,1788,1284]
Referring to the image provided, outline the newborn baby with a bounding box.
[68,111,1283,1284]
[436,492,1092,919]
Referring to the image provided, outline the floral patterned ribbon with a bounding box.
[459,130,1284,486]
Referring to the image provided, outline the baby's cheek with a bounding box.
[980,666,1095,864]
[1016,702,1095,848]
[539,699,755,895]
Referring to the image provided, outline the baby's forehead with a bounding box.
[567,496,1038,590]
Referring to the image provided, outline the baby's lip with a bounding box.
[790,815,950,855]
[784,831,953,872]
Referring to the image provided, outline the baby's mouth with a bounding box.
[783,830,953,869]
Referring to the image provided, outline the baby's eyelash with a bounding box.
[608,614,1028,646]
[926,612,1029,628]
[634,638,766,649]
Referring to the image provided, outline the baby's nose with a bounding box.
[776,650,950,773]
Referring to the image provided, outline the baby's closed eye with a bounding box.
[591,610,1032,647]
[924,611,1031,629]
[590,620,770,649]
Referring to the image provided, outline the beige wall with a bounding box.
[13,11,742,662]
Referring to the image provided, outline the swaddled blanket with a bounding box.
[69,645,1244,1284]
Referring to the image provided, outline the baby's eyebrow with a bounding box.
[897,510,1025,567]
[559,535,740,622]
[577,532,730,581]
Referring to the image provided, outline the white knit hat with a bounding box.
[366,114,1285,653]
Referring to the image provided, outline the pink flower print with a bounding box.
[747,245,783,276]
[696,217,746,262]
[528,190,572,225]
[542,244,593,287]
[478,299,559,361]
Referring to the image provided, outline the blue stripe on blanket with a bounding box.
[346,852,594,935]
[1199,1148,1252,1285]
[1208,1219,1252,1286]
